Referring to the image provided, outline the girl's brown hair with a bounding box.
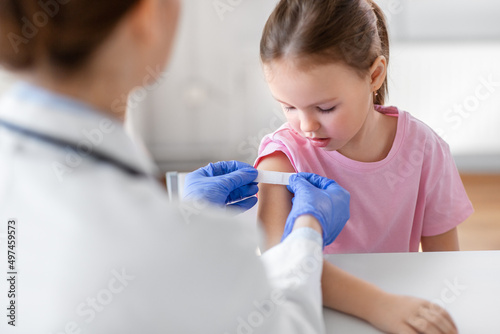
[260,0,389,105]
[0,0,140,73]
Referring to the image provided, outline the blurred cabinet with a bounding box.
[379,0,500,41]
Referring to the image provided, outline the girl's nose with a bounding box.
[299,112,320,134]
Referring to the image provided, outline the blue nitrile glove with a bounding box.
[183,161,259,211]
[283,173,350,247]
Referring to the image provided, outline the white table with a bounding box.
[323,251,500,333]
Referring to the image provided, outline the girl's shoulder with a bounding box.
[256,123,311,171]
[381,106,454,170]
[403,109,450,149]
[378,105,449,150]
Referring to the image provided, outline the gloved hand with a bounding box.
[283,173,350,247]
[183,161,259,211]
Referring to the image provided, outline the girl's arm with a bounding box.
[256,152,295,249]
[256,152,389,317]
[257,151,458,334]
[421,228,460,251]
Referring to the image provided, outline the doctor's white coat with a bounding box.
[0,83,326,334]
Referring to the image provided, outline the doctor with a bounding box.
[0,0,350,333]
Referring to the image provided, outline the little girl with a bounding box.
[255,0,471,332]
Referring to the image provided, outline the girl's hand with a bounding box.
[366,293,458,334]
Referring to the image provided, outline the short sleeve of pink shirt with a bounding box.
[255,105,474,254]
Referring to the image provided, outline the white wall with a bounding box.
[384,0,500,41]
[129,0,500,172]
[128,0,283,172]
[1,0,498,172]
[388,43,500,152]
[378,0,500,172]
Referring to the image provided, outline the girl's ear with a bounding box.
[369,56,387,91]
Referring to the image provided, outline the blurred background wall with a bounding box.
[0,0,499,250]
[1,0,498,173]
[127,0,500,173]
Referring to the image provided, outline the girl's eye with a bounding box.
[317,106,336,113]
[283,106,295,112]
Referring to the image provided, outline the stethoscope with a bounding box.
[0,118,149,178]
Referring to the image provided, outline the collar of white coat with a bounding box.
[0,81,160,177]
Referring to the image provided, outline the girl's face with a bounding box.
[263,59,375,152]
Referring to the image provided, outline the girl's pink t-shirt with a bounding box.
[255,105,474,254]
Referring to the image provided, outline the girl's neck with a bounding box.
[337,106,398,163]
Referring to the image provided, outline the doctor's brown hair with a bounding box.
[0,0,140,72]
[260,0,389,105]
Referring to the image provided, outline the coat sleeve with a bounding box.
[128,208,327,334]
[258,228,326,334]
[0,194,327,334]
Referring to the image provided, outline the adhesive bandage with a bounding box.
[255,170,295,185]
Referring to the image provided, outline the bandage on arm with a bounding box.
[255,170,295,186]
